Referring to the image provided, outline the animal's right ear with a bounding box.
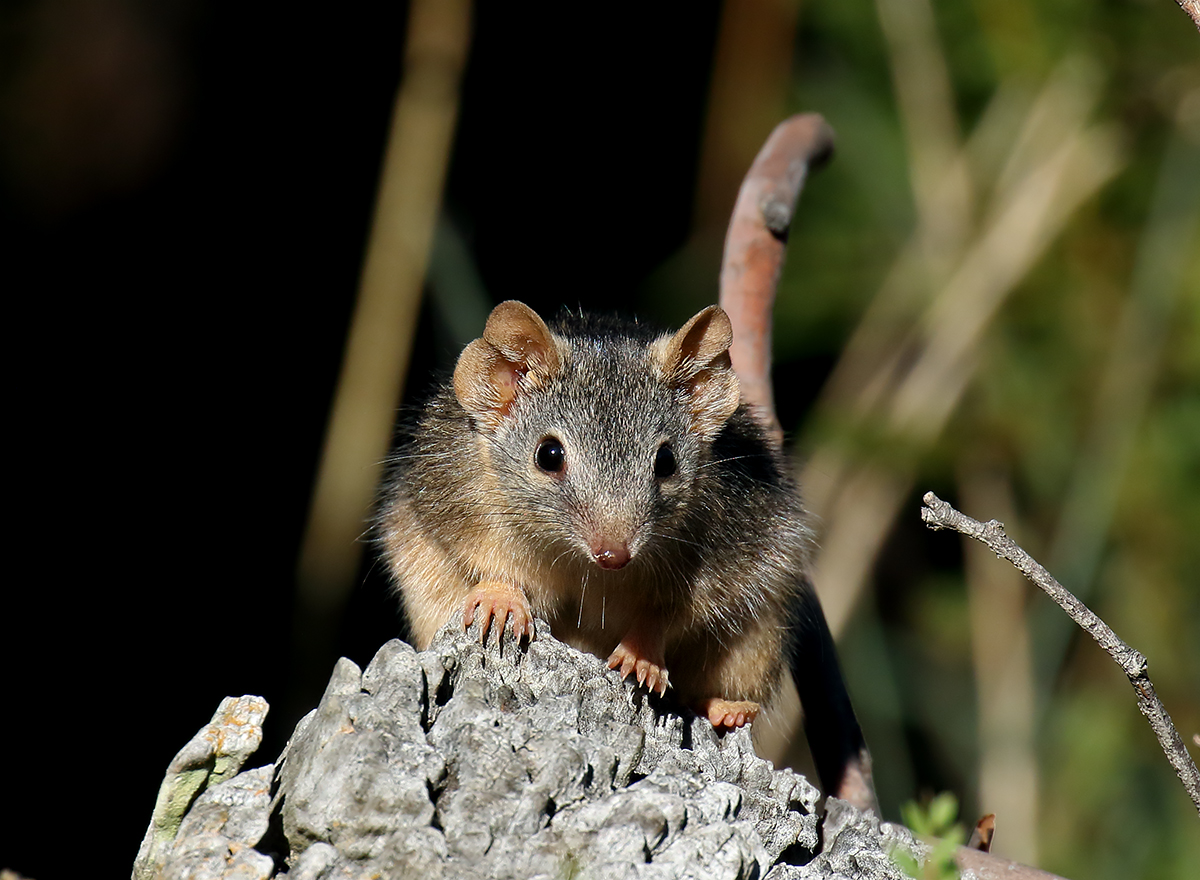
[453,300,562,427]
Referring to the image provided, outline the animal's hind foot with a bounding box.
[695,698,760,731]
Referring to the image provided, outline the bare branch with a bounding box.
[920,491,1200,816]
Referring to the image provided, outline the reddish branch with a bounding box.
[719,113,834,443]
[954,846,1069,880]
[921,491,1200,816]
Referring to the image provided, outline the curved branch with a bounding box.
[719,113,834,444]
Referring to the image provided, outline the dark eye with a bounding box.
[654,442,677,479]
[535,436,566,473]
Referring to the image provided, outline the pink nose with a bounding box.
[592,544,631,570]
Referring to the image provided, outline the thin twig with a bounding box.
[1174,0,1200,33]
[920,491,1200,816]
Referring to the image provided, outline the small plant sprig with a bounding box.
[893,792,966,880]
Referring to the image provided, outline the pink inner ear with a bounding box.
[493,357,526,409]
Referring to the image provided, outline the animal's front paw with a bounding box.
[695,698,760,731]
[607,641,670,696]
[462,581,534,644]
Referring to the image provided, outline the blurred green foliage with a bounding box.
[771,1,1198,877]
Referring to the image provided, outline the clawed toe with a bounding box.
[462,581,534,644]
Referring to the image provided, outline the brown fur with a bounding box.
[378,300,815,722]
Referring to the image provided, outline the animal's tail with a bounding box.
[719,113,834,445]
[786,574,877,812]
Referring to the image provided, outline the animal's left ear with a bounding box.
[654,305,740,440]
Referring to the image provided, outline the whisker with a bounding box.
[647,529,704,550]
[577,570,588,629]
[698,453,760,470]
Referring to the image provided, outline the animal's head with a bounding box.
[452,301,740,572]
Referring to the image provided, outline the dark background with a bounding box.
[3,2,742,873]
